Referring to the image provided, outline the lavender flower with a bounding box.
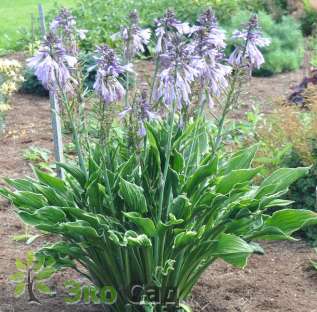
[193,9,226,51]
[155,36,199,109]
[155,10,191,54]
[120,10,151,61]
[229,15,270,69]
[191,10,231,102]
[50,8,87,55]
[120,89,159,137]
[93,45,129,105]
[27,32,77,92]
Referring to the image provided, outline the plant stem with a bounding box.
[154,101,176,266]
[158,101,176,221]
[149,56,160,106]
[184,86,206,177]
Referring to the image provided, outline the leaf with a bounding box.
[36,282,55,295]
[123,212,156,236]
[57,163,86,188]
[26,234,41,245]
[125,231,152,247]
[14,282,26,297]
[184,157,218,196]
[5,178,35,192]
[12,191,47,209]
[35,206,67,224]
[26,252,35,267]
[35,267,55,281]
[34,168,66,193]
[211,233,254,268]
[173,231,197,249]
[220,145,258,175]
[18,211,44,226]
[216,168,261,194]
[261,199,294,209]
[179,303,192,312]
[171,195,191,221]
[264,209,317,237]
[256,167,310,198]
[60,222,100,240]
[119,179,147,214]
[9,272,25,283]
[16,258,27,271]
[172,150,184,173]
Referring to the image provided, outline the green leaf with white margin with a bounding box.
[179,303,192,312]
[34,168,66,193]
[173,231,197,249]
[184,157,218,196]
[216,168,261,194]
[12,191,47,209]
[125,231,152,247]
[219,145,258,175]
[211,233,255,268]
[255,167,310,198]
[247,209,317,240]
[264,209,317,237]
[123,212,156,236]
[119,179,147,214]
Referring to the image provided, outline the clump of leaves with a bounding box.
[9,251,55,303]
[2,135,317,311]
[23,146,51,163]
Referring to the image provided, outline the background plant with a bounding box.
[224,10,304,76]
[0,59,24,111]
[9,251,56,302]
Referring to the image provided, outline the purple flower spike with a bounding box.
[27,32,77,92]
[191,9,231,98]
[194,9,226,51]
[119,89,159,137]
[155,10,191,53]
[121,10,151,60]
[93,45,128,105]
[229,15,270,69]
[155,36,199,109]
[50,8,87,55]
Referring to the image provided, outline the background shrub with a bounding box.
[249,94,317,244]
[224,10,304,76]
[71,0,264,51]
[20,68,48,97]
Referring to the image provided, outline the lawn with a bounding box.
[0,0,78,52]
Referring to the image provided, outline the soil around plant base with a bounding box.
[0,72,317,311]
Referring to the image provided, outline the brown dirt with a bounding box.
[0,71,317,311]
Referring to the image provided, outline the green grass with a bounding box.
[0,0,78,52]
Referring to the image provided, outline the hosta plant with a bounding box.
[2,7,317,312]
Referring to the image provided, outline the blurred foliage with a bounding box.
[20,68,49,97]
[224,10,304,76]
[238,90,317,244]
[70,0,264,51]
[301,0,317,36]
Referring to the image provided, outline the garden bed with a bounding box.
[0,70,317,311]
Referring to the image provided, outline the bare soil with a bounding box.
[0,71,317,311]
